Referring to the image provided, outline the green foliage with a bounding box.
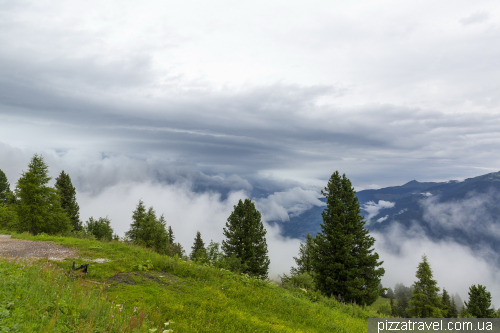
[168,225,175,243]
[85,216,114,241]
[206,240,224,265]
[291,232,315,276]
[0,169,11,206]
[0,204,18,230]
[0,259,166,332]
[125,200,170,255]
[441,288,452,318]
[280,272,316,291]
[55,170,82,231]
[312,171,384,305]
[190,231,206,261]
[14,154,72,235]
[465,284,495,318]
[7,232,380,332]
[408,254,443,318]
[222,198,270,279]
[394,283,411,317]
[449,294,458,318]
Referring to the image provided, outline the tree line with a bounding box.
[1,154,497,316]
[377,255,498,318]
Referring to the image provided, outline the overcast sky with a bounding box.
[1,0,500,301]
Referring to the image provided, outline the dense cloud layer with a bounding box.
[1,0,500,189]
[373,224,500,308]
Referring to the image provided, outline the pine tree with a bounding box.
[449,296,458,318]
[291,232,315,276]
[126,200,147,243]
[312,171,384,305]
[15,154,71,234]
[125,200,170,254]
[442,288,451,318]
[222,198,270,279]
[465,284,495,318]
[168,226,175,244]
[0,169,11,205]
[55,170,82,231]
[190,231,206,260]
[408,254,443,318]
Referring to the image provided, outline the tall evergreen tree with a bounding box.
[15,154,71,234]
[291,232,315,275]
[0,168,17,230]
[442,288,451,318]
[312,171,384,305]
[190,231,206,260]
[55,170,82,231]
[125,200,170,254]
[465,284,495,318]
[408,255,443,318]
[449,296,458,318]
[222,198,270,279]
[168,226,175,244]
[0,169,11,205]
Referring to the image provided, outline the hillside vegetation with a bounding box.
[0,232,382,332]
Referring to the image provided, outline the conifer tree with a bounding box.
[55,170,82,231]
[190,231,206,260]
[291,232,315,276]
[312,171,384,305]
[408,254,443,318]
[15,154,71,234]
[168,226,175,244]
[449,296,458,318]
[442,288,451,318]
[465,284,495,318]
[0,169,11,205]
[222,198,270,279]
[125,200,170,254]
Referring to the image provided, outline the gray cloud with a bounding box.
[373,224,500,307]
[362,200,395,223]
[460,11,490,25]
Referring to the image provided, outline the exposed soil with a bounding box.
[0,235,77,260]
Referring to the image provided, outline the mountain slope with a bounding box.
[272,171,500,254]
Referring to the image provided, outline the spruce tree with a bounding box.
[465,284,495,318]
[0,169,11,205]
[222,198,270,279]
[442,288,451,318]
[125,200,170,254]
[168,226,175,244]
[291,232,315,276]
[15,154,71,234]
[449,296,458,318]
[312,171,384,305]
[408,254,443,318]
[55,170,82,231]
[190,231,206,260]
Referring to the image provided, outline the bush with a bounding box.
[84,217,113,241]
[280,272,316,291]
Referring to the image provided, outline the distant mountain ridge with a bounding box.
[270,171,500,253]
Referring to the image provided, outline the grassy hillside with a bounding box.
[0,232,385,332]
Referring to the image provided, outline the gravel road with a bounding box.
[0,235,77,260]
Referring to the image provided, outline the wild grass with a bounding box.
[0,231,386,332]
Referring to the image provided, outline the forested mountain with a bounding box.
[271,171,500,253]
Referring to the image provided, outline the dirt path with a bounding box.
[0,235,77,260]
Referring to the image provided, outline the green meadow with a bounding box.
[0,231,389,332]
